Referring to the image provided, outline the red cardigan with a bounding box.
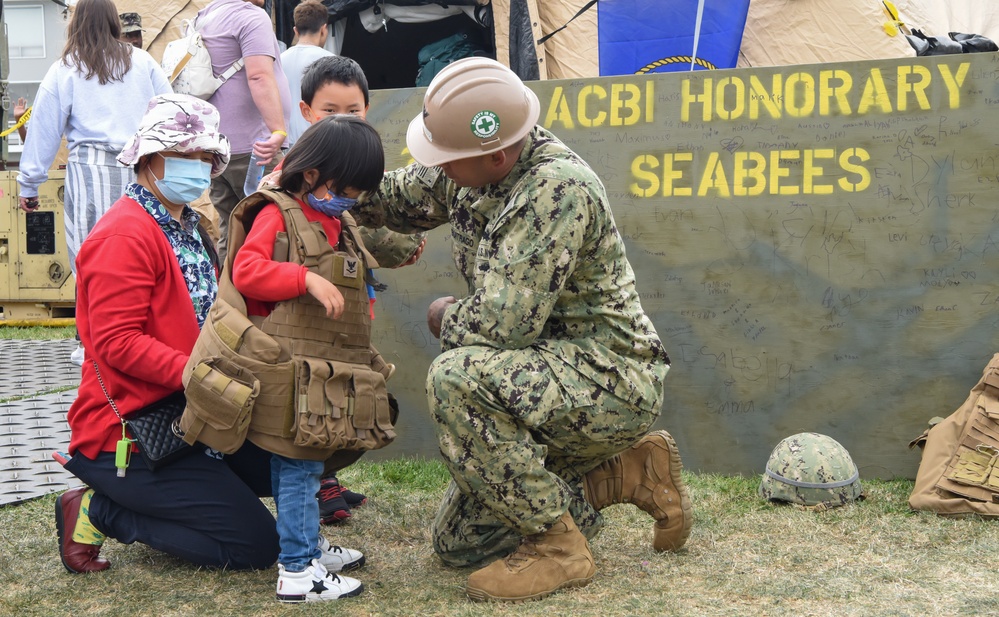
[68,197,202,458]
[231,197,341,317]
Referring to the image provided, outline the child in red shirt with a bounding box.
[231,114,385,603]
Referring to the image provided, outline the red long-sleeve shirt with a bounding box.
[69,197,202,458]
[231,197,341,316]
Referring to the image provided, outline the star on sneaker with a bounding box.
[276,559,363,603]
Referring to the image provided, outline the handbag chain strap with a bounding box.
[91,359,126,424]
[92,359,136,477]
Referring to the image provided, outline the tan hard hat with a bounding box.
[406,57,540,167]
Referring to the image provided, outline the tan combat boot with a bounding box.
[465,512,596,603]
[583,430,693,551]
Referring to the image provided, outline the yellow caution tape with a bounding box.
[0,105,31,138]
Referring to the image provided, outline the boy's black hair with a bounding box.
[279,114,384,196]
[301,55,370,107]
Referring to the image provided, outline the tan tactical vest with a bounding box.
[181,188,396,461]
[909,352,999,516]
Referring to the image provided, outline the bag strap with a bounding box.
[216,58,246,86]
[537,0,597,46]
[170,6,245,85]
[268,194,330,268]
[91,359,125,424]
[339,211,379,269]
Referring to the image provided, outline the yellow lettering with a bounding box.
[785,73,816,117]
[838,148,871,192]
[769,150,799,195]
[804,149,835,194]
[733,152,767,196]
[543,87,575,130]
[630,155,660,197]
[858,69,893,114]
[665,153,693,197]
[897,65,931,111]
[715,77,745,121]
[682,78,712,122]
[611,83,641,126]
[697,152,731,197]
[819,70,853,116]
[578,85,607,128]
[937,62,970,109]
[748,75,782,121]
[645,80,655,123]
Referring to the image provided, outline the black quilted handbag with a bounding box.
[126,392,192,470]
[93,361,193,471]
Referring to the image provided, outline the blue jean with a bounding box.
[270,454,324,571]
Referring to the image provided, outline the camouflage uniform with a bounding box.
[353,126,671,567]
[119,12,144,34]
[358,226,425,269]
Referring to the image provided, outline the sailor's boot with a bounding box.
[465,512,596,603]
[583,430,693,551]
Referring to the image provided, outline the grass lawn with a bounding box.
[1,458,997,617]
[1,330,993,615]
[0,326,77,340]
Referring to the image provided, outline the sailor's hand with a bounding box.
[427,295,456,339]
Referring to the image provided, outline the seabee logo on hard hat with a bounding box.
[470,110,500,139]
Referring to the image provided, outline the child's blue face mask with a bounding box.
[307,192,357,218]
[155,154,212,205]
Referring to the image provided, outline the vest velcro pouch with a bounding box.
[293,357,396,452]
[947,446,999,487]
[183,296,295,448]
[181,356,260,453]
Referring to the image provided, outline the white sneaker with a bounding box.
[70,345,84,366]
[276,559,363,603]
[318,535,365,572]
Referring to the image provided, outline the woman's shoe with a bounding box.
[55,487,110,573]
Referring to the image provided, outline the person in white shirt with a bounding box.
[17,0,172,366]
[280,0,335,148]
[17,0,171,272]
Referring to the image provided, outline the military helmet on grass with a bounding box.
[759,432,863,508]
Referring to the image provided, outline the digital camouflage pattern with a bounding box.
[759,432,863,508]
[353,126,671,565]
[357,226,426,269]
[119,12,143,33]
[427,345,658,566]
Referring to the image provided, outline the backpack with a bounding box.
[161,7,245,100]
[415,30,489,87]
[908,352,999,516]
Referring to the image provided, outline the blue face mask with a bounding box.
[307,192,357,218]
[155,155,212,205]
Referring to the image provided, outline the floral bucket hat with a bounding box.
[117,93,231,177]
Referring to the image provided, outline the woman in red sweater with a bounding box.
[56,94,279,574]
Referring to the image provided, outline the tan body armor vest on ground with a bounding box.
[909,352,999,516]
[181,188,396,461]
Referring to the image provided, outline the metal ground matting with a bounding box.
[0,339,81,399]
[0,339,82,506]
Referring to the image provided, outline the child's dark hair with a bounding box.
[301,55,370,107]
[279,114,384,196]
